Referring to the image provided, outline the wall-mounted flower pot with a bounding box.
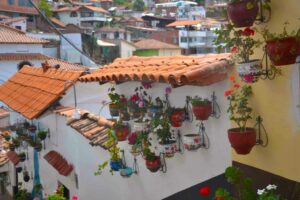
[146,156,161,173]
[120,110,130,121]
[23,171,30,182]
[27,125,37,132]
[110,159,122,171]
[237,60,262,83]
[16,167,23,173]
[114,125,130,141]
[18,153,26,162]
[170,111,185,127]
[160,140,177,157]
[266,37,300,66]
[120,167,133,177]
[228,128,256,155]
[132,121,148,132]
[192,102,212,121]
[109,103,120,117]
[227,0,259,27]
[183,134,201,151]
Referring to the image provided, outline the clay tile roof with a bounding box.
[79,53,233,87]
[83,5,109,13]
[0,24,49,44]
[0,107,9,118]
[44,150,73,176]
[2,17,27,25]
[0,53,49,61]
[96,26,126,33]
[54,106,115,148]
[50,18,66,28]
[0,131,10,166]
[0,5,38,15]
[52,6,80,13]
[0,66,83,120]
[6,151,20,165]
[134,39,180,50]
[46,58,88,71]
[167,20,201,27]
[0,15,10,20]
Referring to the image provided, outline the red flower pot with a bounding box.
[114,126,130,141]
[170,111,185,127]
[146,157,161,173]
[228,128,256,155]
[192,102,212,121]
[227,0,258,28]
[266,37,300,66]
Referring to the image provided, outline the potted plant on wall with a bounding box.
[214,24,262,83]
[113,121,130,142]
[128,85,151,119]
[227,0,259,28]
[108,86,122,117]
[259,23,300,66]
[37,130,47,141]
[189,96,212,121]
[106,129,122,172]
[147,97,164,117]
[18,152,26,162]
[168,107,185,128]
[225,76,256,155]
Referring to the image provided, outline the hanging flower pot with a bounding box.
[109,103,120,117]
[160,140,177,157]
[170,109,185,127]
[110,159,122,171]
[114,124,130,141]
[120,110,130,121]
[145,156,161,173]
[34,143,43,152]
[120,167,133,177]
[23,171,30,182]
[16,166,23,173]
[228,128,256,155]
[183,134,201,151]
[191,101,212,121]
[237,60,262,83]
[38,131,47,141]
[266,37,300,66]
[227,0,259,28]
[27,125,37,132]
[18,152,26,162]
[132,120,149,132]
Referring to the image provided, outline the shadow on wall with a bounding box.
[163,173,233,200]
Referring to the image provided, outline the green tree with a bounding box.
[133,0,145,11]
[39,0,53,17]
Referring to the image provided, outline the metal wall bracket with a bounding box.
[255,116,268,147]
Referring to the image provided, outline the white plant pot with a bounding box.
[160,140,177,157]
[237,60,262,83]
[183,134,201,151]
[132,121,148,132]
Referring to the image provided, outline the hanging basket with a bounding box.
[228,128,256,155]
[192,102,212,121]
[266,37,300,66]
[114,125,130,141]
[227,0,259,28]
[183,134,201,151]
[145,156,161,173]
[237,60,262,83]
[110,159,122,171]
[160,140,177,157]
[109,103,120,117]
[170,110,185,127]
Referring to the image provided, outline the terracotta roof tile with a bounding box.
[79,54,233,87]
[134,39,180,50]
[46,58,88,71]
[0,53,49,61]
[54,106,114,148]
[0,131,10,166]
[0,23,48,44]
[50,18,66,28]
[44,150,73,176]
[2,17,27,25]
[83,5,108,13]
[167,18,225,27]
[0,66,83,119]
[6,151,20,165]
[0,5,38,15]
[52,6,80,13]
[0,15,10,20]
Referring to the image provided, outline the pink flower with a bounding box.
[230,46,238,53]
[165,87,172,94]
[224,89,233,97]
[128,132,138,145]
[244,75,254,83]
[72,195,78,200]
[142,82,152,89]
[138,101,144,108]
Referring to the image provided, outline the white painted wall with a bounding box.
[9,20,27,32]
[0,44,43,54]
[159,49,182,56]
[120,41,136,58]
[57,12,80,26]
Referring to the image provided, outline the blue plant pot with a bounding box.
[110,160,122,171]
[148,106,162,114]
[120,167,133,177]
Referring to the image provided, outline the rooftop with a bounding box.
[44,150,73,176]
[134,38,180,50]
[0,5,38,15]
[96,26,126,33]
[0,66,83,119]
[1,17,27,25]
[50,18,67,28]
[79,54,233,87]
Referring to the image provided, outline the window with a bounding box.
[7,0,15,5]
[18,0,32,7]
[180,37,187,43]
[114,32,119,39]
[101,33,107,39]
[27,16,34,22]
[15,26,21,30]
[70,12,77,18]
[80,11,93,18]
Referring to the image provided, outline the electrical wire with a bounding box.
[28,0,98,64]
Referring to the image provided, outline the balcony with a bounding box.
[80,16,107,22]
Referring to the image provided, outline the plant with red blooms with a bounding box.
[224,76,253,131]
[199,186,211,196]
[214,24,262,63]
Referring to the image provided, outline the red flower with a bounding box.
[243,27,255,36]
[224,89,233,97]
[130,95,138,102]
[230,46,238,53]
[199,186,211,196]
[244,74,254,83]
[233,83,240,88]
[229,76,235,81]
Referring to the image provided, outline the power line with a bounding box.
[28,0,98,64]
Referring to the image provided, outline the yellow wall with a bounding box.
[232,0,300,182]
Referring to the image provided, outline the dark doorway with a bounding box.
[58,182,70,200]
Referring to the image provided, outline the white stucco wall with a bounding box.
[0,44,43,54]
[120,41,136,58]
[57,12,80,26]
[159,49,182,56]
[9,20,27,32]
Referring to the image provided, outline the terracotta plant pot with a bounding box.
[228,128,256,155]
[114,125,130,141]
[110,159,122,171]
[160,140,177,157]
[109,103,120,117]
[227,0,258,27]
[237,60,262,83]
[170,111,185,127]
[146,156,161,173]
[183,134,201,151]
[192,102,212,121]
[266,37,300,66]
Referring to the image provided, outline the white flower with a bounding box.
[257,189,265,195]
[266,184,277,190]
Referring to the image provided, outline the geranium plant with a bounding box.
[214,24,262,63]
[128,84,151,118]
[224,76,253,131]
[152,113,172,144]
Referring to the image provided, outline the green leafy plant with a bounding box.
[39,0,53,17]
[14,188,31,200]
[257,22,300,41]
[257,185,283,200]
[214,24,262,63]
[189,96,211,106]
[37,130,47,140]
[108,86,120,104]
[224,76,253,131]
[47,186,66,200]
[152,113,171,144]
